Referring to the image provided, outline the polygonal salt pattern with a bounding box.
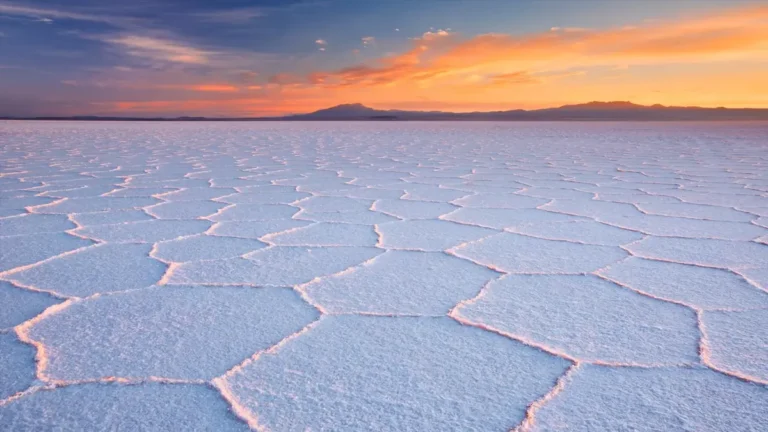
[8,243,165,297]
[0,333,37,400]
[627,237,768,269]
[208,219,312,239]
[27,286,319,381]
[304,250,499,314]
[2,121,767,429]
[152,235,267,261]
[69,210,154,226]
[294,209,399,224]
[41,185,117,198]
[31,197,160,214]
[372,199,458,219]
[455,275,699,364]
[223,316,571,431]
[264,222,378,247]
[377,219,497,251]
[105,187,178,197]
[207,203,299,221]
[702,310,768,382]
[156,187,236,201]
[735,267,768,292]
[509,220,643,246]
[599,257,768,310]
[72,220,211,243]
[531,366,768,432]
[0,383,249,431]
[636,202,757,222]
[443,207,586,229]
[542,198,644,219]
[295,196,373,212]
[0,281,60,329]
[145,200,227,219]
[598,213,765,240]
[0,214,75,237]
[518,187,595,200]
[217,189,311,204]
[168,246,382,286]
[755,216,768,228]
[402,185,471,202]
[453,192,549,209]
[0,196,56,211]
[452,232,627,273]
[0,233,93,273]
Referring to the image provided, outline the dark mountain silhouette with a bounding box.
[2,101,767,121]
[287,101,768,121]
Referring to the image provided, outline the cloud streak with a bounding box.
[0,2,113,23]
[101,34,213,64]
[292,5,767,91]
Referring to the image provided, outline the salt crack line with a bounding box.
[449,273,507,316]
[24,197,67,214]
[502,227,629,247]
[15,300,78,382]
[731,269,768,295]
[0,278,70,299]
[326,311,445,318]
[212,379,267,432]
[0,385,47,407]
[259,222,320,245]
[212,318,326,432]
[450,310,691,369]
[0,243,98,278]
[449,312,579,364]
[44,376,207,388]
[697,309,768,386]
[511,363,581,432]
[592,273,700,311]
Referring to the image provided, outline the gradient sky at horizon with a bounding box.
[1,0,767,117]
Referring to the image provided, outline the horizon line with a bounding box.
[3,100,768,121]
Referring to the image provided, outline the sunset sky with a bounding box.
[1,0,767,117]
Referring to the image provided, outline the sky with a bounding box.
[0,0,767,117]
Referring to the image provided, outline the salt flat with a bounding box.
[0,121,766,431]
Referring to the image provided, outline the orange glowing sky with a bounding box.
[1,0,767,117]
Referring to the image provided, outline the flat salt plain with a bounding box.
[0,121,766,432]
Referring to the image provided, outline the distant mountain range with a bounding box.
[3,101,768,121]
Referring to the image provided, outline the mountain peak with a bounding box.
[319,103,375,112]
[330,103,369,109]
[559,101,644,110]
[296,103,380,118]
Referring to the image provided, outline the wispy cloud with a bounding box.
[100,34,213,64]
[0,2,122,24]
[315,39,327,51]
[193,7,265,23]
[1,3,221,66]
[420,29,452,40]
[362,36,375,46]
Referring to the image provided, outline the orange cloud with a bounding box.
[301,5,767,91]
[187,84,238,92]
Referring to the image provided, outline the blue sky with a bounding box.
[1,0,766,116]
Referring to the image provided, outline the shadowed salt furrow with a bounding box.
[1,121,766,431]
